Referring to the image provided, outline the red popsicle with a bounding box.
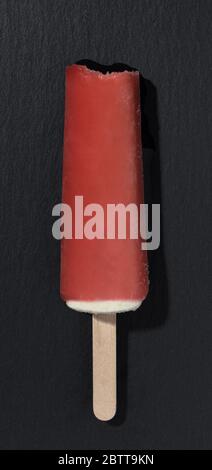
[61,65,148,309]
[60,64,149,420]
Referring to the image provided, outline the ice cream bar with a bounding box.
[60,64,149,420]
[61,65,148,311]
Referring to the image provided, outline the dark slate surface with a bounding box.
[0,0,211,450]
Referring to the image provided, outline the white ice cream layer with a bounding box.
[66,300,142,314]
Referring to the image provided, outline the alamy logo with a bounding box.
[52,196,160,250]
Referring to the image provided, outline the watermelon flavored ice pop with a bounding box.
[60,62,149,420]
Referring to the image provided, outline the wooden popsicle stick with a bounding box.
[92,313,116,421]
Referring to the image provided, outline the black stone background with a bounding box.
[0,0,212,450]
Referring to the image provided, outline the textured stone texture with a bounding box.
[0,0,212,449]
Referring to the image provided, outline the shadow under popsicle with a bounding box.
[112,74,169,426]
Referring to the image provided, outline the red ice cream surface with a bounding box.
[60,65,149,302]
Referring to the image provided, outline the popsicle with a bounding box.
[60,64,149,420]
